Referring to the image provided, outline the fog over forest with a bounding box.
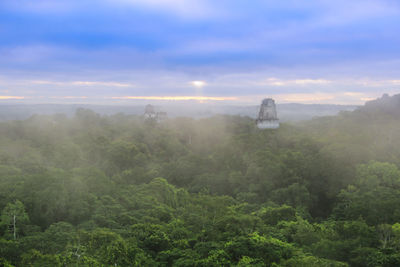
[2,0,400,265]
[0,102,358,122]
[1,94,400,266]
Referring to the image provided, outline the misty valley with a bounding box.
[0,94,399,266]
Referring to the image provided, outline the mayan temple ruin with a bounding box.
[144,104,168,123]
[256,98,280,129]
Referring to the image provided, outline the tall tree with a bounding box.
[1,200,29,240]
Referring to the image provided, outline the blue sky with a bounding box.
[0,0,400,104]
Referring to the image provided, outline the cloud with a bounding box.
[255,78,332,87]
[49,96,88,99]
[273,93,335,103]
[108,0,219,19]
[30,80,133,87]
[343,92,363,96]
[110,96,237,101]
[269,91,393,105]
[361,97,375,101]
[0,0,78,14]
[293,79,331,85]
[316,0,400,26]
[352,79,400,87]
[1,0,399,104]
[0,96,25,100]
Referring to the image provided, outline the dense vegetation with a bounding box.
[1,94,400,266]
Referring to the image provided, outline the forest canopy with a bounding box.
[1,94,400,266]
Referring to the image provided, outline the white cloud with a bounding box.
[110,0,218,19]
[110,95,236,101]
[30,80,134,87]
[343,92,363,96]
[273,93,335,103]
[255,78,332,87]
[71,81,132,87]
[1,0,79,14]
[317,0,400,27]
[293,79,331,85]
[0,95,25,100]
[1,68,399,105]
[352,79,400,87]
[389,80,400,85]
[49,96,88,99]
[268,91,393,105]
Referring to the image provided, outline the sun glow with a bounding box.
[190,80,206,88]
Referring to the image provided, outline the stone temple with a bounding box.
[144,104,156,119]
[144,104,168,122]
[256,98,280,129]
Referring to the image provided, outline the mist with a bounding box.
[0,101,358,122]
[1,93,400,265]
[2,0,400,265]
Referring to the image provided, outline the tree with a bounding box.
[1,200,29,240]
[333,162,400,225]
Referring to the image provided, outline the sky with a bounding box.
[0,0,400,105]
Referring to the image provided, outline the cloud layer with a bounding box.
[0,0,399,104]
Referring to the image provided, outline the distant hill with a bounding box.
[359,93,400,116]
[304,93,400,166]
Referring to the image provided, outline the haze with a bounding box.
[3,2,400,266]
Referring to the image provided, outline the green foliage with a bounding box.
[21,249,62,267]
[259,205,296,225]
[1,200,29,240]
[1,96,400,266]
[334,161,400,225]
[282,255,348,267]
[224,232,294,265]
